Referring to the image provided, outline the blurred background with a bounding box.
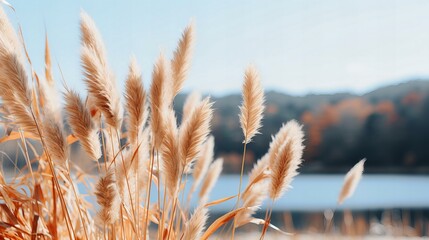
[1,0,429,237]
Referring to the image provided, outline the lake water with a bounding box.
[185,174,429,212]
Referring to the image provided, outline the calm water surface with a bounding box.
[186,174,429,212]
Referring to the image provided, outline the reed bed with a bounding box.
[0,6,369,240]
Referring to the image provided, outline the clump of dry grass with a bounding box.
[0,6,369,240]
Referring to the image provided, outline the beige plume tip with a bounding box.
[239,65,265,144]
[338,159,366,205]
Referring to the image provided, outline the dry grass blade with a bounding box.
[199,158,223,203]
[179,97,213,167]
[125,57,147,146]
[269,121,304,200]
[64,90,101,160]
[200,207,247,240]
[182,205,208,240]
[171,22,194,97]
[249,218,293,236]
[44,33,53,85]
[338,159,365,204]
[239,66,265,144]
[204,195,236,208]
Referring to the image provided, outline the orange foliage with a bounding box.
[401,91,422,105]
[302,98,397,156]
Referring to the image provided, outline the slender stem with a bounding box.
[259,200,273,240]
[176,167,189,235]
[159,177,168,239]
[156,152,162,238]
[114,130,139,237]
[119,207,125,240]
[99,117,108,172]
[167,167,185,240]
[66,173,89,240]
[143,147,155,240]
[231,141,248,239]
[107,130,126,240]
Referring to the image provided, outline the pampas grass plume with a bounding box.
[125,57,147,146]
[179,97,213,167]
[239,66,265,144]
[150,54,172,149]
[80,12,122,130]
[161,109,180,196]
[64,90,101,160]
[95,168,121,224]
[268,120,304,201]
[171,22,194,97]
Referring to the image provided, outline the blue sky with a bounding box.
[4,0,429,96]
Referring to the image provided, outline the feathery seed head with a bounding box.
[239,66,265,144]
[268,121,304,200]
[179,97,213,167]
[171,22,195,97]
[125,57,147,146]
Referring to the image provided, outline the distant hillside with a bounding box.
[174,79,429,174]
